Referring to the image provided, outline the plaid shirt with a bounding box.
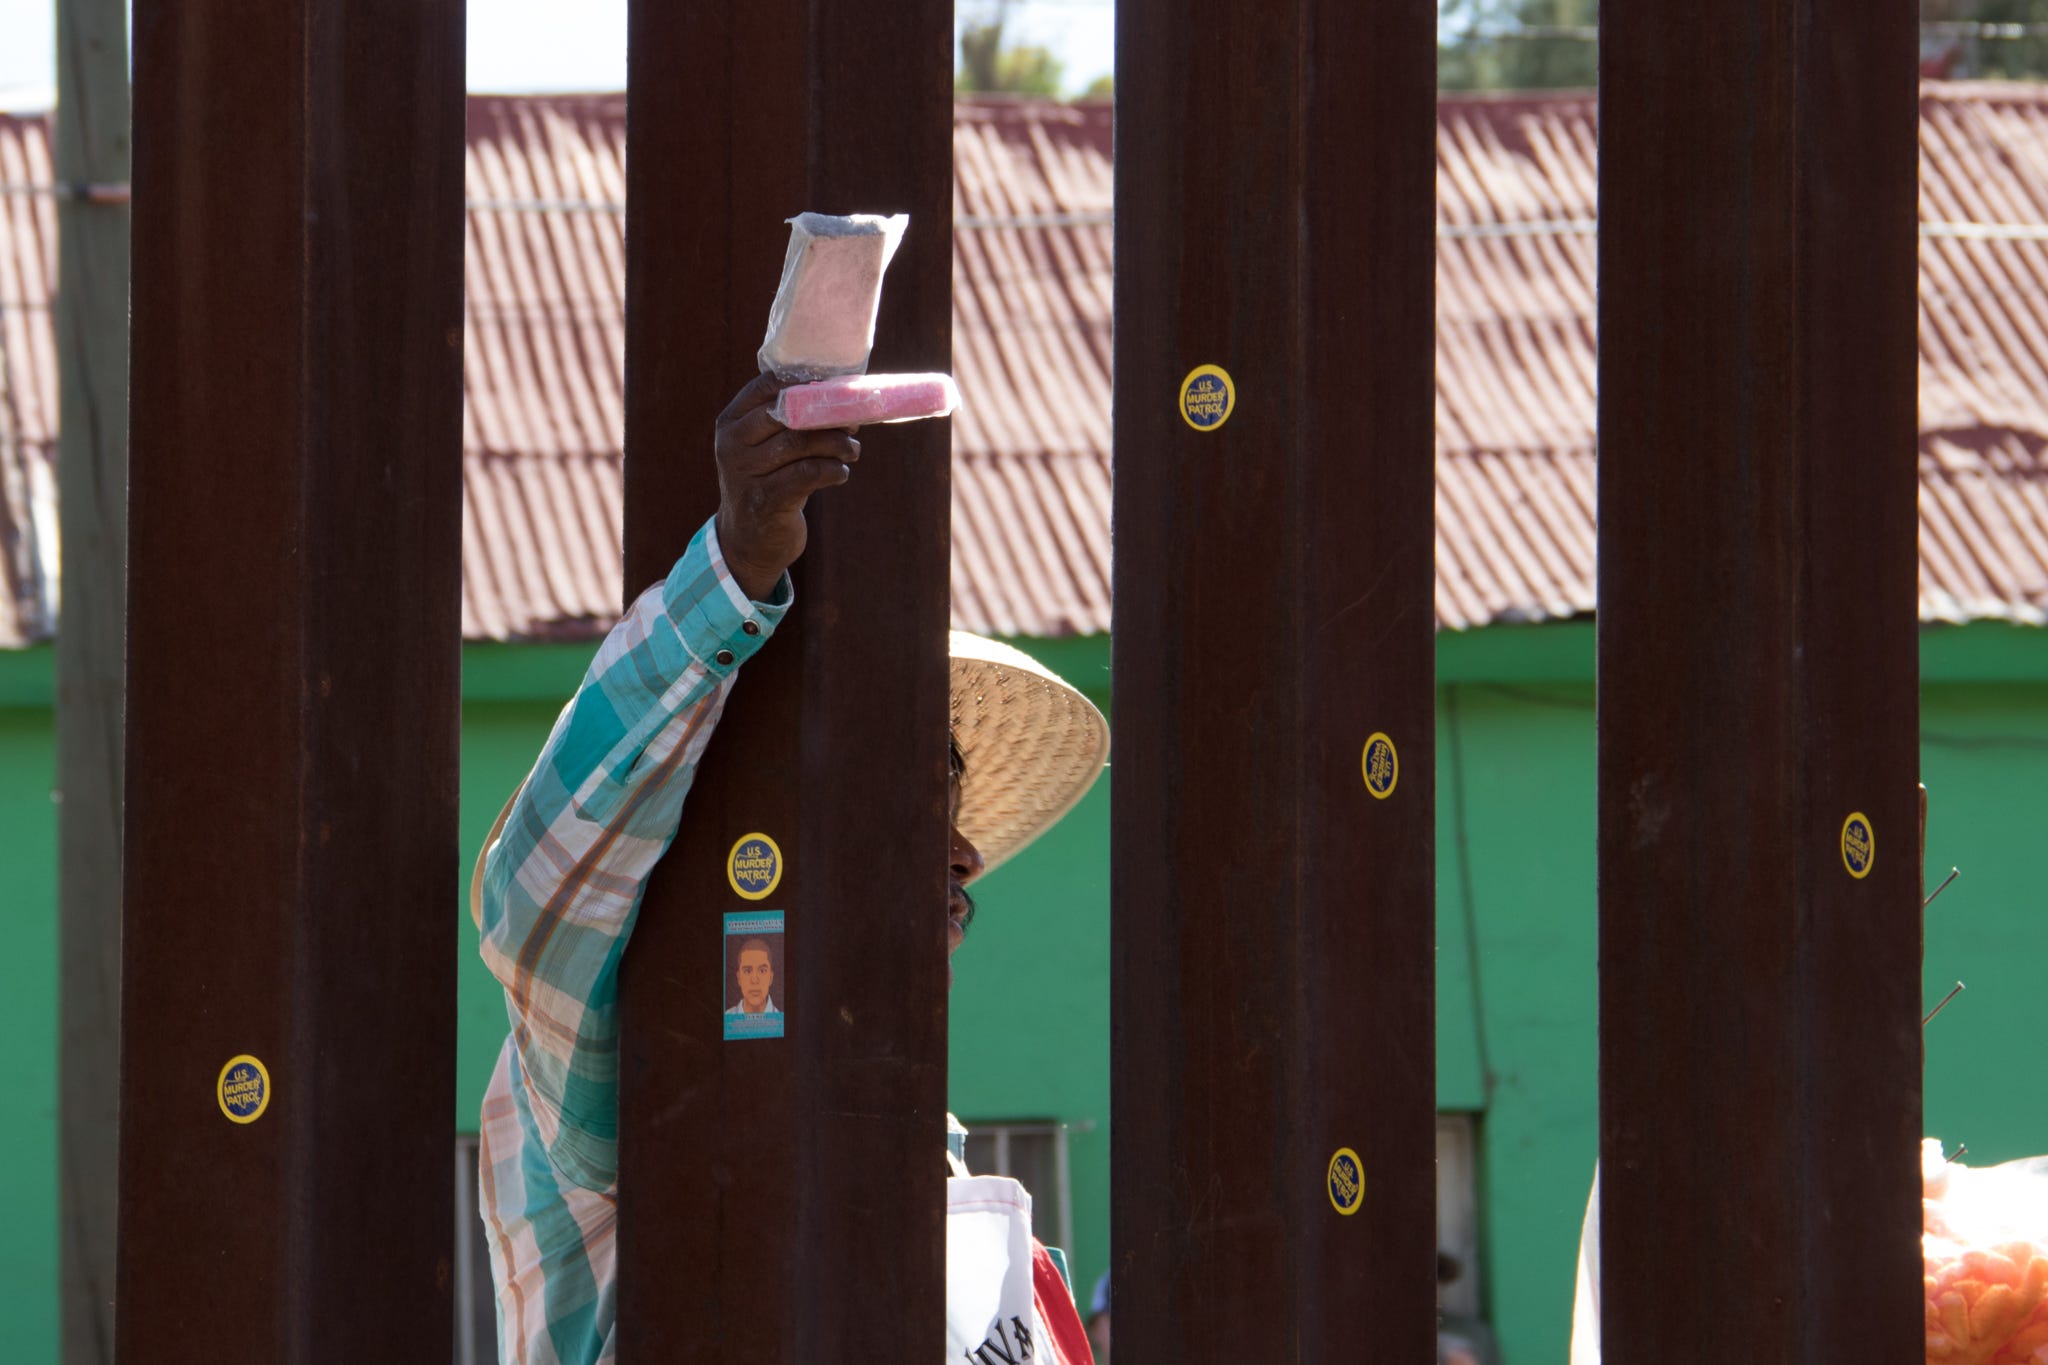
[473,517,789,1365]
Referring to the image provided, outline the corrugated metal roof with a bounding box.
[1432,84,2048,629]
[952,99,1113,638]
[1433,95,1602,630]
[461,95,630,640]
[7,86,2048,646]
[1913,88,2048,626]
[0,114,58,647]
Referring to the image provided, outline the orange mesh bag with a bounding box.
[1924,1139,2048,1365]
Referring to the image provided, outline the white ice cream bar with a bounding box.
[757,212,909,381]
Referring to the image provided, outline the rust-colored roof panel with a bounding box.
[9,87,2048,648]
[949,99,1114,636]
[1428,85,2048,630]
[0,116,59,648]
[1918,431,2048,623]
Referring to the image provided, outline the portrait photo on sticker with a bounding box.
[722,911,787,1041]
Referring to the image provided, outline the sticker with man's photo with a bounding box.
[722,911,786,1041]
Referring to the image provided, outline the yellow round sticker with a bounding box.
[1361,732,1399,800]
[1179,364,1235,432]
[1841,812,1875,880]
[727,833,784,901]
[1328,1147,1365,1215]
[217,1054,271,1125]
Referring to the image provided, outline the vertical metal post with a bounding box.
[618,2,954,1356]
[117,1,466,1357]
[54,0,131,1356]
[1597,0,1923,1359]
[1111,0,1441,1357]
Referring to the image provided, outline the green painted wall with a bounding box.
[1918,684,2048,1166]
[1428,625,2048,1364]
[1436,680,1599,1362]
[0,705,57,1365]
[5,625,2047,1365]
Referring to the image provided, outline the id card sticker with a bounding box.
[723,911,786,1041]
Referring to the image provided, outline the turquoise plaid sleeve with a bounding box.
[476,514,788,1191]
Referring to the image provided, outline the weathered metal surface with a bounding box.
[54,0,130,1355]
[117,1,465,1357]
[1597,0,1923,1360]
[1110,0,1440,1358]
[615,0,954,1356]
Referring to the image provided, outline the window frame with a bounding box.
[960,1117,1075,1254]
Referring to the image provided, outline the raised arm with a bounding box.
[474,372,859,1189]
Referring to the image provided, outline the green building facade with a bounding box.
[5,621,2045,1362]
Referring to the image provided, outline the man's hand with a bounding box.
[713,372,860,602]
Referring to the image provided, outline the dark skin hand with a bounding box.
[708,373,988,964]
[713,371,861,602]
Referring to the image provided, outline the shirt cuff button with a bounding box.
[715,649,736,667]
[741,620,761,637]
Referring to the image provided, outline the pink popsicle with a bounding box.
[773,372,961,430]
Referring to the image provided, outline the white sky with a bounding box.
[0,0,1116,110]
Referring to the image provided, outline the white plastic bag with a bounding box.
[1922,1138,2048,1362]
[947,1175,1042,1363]
[1570,1167,1601,1364]
[757,211,908,382]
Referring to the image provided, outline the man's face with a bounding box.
[947,766,986,965]
[737,947,773,1011]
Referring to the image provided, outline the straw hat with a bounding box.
[948,630,1110,875]
[470,632,1107,920]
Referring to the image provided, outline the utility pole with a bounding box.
[54,0,130,1358]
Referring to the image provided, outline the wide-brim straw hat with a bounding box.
[469,631,1108,920]
[948,629,1109,875]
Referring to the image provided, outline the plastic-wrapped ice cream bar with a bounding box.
[757,212,908,382]
[771,373,961,430]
